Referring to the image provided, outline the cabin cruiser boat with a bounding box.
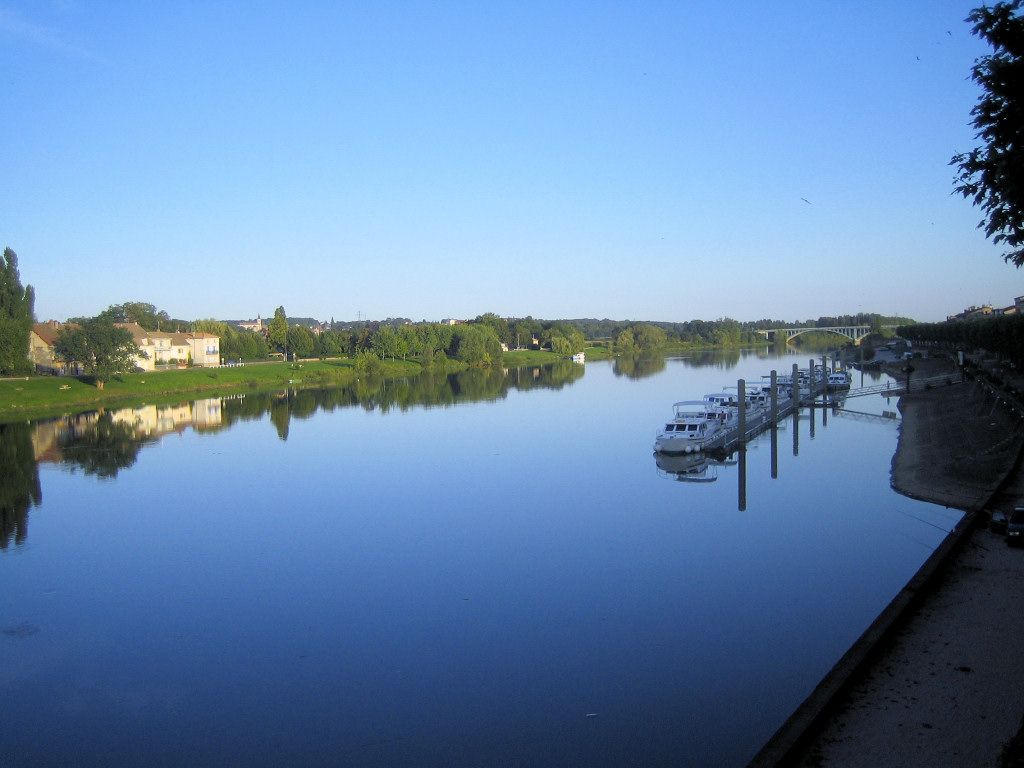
[827,371,852,389]
[654,401,728,454]
[703,391,770,435]
[703,392,740,409]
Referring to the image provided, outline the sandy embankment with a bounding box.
[751,356,1024,768]
[888,359,1022,511]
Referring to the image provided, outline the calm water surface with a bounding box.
[0,350,961,767]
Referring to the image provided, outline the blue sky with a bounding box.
[2,1,1021,323]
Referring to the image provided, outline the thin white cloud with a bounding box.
[0,5,97,60]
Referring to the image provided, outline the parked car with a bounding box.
[1006,507,1024,546]
[990,511,1009,535]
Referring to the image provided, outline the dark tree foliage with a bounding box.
[268,306,288,351]
[99,302,173,330]
[286,325,316,359]
[0,247,36,375]
[952,1,1024,266]
[899,315,1024,364]
[54,317,139,386]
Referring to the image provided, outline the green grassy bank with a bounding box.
[0,340,685,422]
[501,346,612,366]
[0,359,427,422]
[0,350,607,422]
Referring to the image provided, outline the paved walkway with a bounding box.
[796,522,1024,767]
[789,357,1024,767]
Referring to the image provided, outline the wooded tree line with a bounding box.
[204,308,508,367]
[79,301,191,331]
[329,320,505,366]
[0,240,925,379]
[898,315,1024,364]
[561,313,914,348]
[221,311,916,363]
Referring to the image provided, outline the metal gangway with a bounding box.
[837,373,961,400]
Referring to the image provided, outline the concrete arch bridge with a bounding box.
[756,325,898,346]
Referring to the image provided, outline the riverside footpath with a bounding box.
[751,355,1024,768]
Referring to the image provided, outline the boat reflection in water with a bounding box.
[654,450,731,483]
[655,397,862,512]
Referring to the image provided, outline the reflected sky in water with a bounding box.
[0,351,960,767]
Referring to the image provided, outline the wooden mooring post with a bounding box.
[738,446,747,512]
[770,417,778,479]
[770,370,778,422]
[738,378,746,443]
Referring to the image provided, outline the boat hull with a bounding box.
[654,431,727,455]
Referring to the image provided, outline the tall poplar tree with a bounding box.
[0,247,36,375]
[268,306,288,352]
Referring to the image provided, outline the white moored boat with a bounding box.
[703,391,770,435]
[654,401,728,455]
[827,371,852,389]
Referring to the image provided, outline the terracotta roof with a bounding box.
[114,322,150,343]
[32,322,62,346]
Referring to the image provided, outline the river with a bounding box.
[0,349,962,767]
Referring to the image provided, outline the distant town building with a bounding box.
[29,321,80,374]
[238,316,264,333]
[945,297,1024,320]
[115,323,221,369]
[29,321,221,373]
[946,304,995,321]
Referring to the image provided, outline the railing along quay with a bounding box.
[828,373,962,401]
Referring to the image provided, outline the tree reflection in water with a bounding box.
[613,352,667,379]
[56,411,157,479]
[0,362,586,547]
[0,422,40,549]
[223,362,585,441]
